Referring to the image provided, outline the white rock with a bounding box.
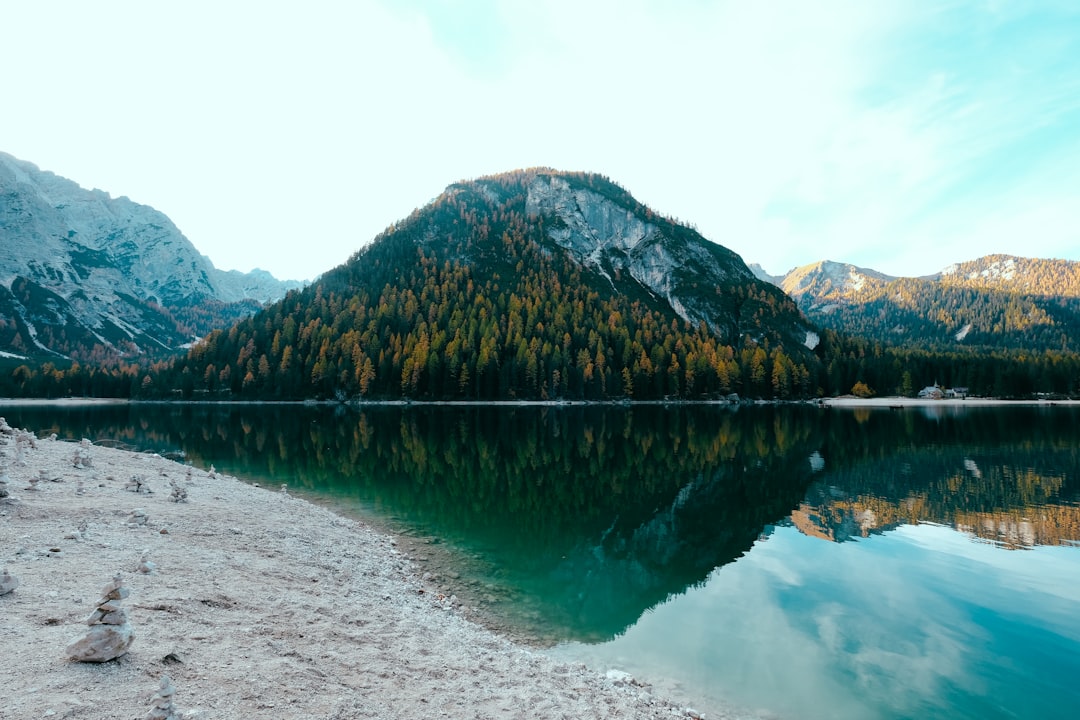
[0,568,18,595]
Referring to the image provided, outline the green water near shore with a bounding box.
[3,402,1079,719]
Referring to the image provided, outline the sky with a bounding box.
[3,0,1079,281]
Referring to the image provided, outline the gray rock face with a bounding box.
[0,151,304,358]
[523,174,814,347]
[66,574,135,662]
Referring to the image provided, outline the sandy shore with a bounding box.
[0,425,723,720]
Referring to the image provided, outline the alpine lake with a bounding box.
[4,401,1079,720]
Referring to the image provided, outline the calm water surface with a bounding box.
[3,402,1079,719]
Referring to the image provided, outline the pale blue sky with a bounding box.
[3,1,1078,280]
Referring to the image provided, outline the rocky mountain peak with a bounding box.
[0,151,304,361]
[516,171,801,347]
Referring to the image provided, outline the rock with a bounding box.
[125,475,151,493]
[67,622,135,663]
[66,574,135,662]
[0,568,18,595]
[138,554,158,574]
[72,439,93,469]
[169,480,187,503]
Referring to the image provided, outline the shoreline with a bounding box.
[3,395,1079,409]
[0,426,727,719]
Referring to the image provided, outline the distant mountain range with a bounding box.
[751,256,1080,353]
[0,152,303,363]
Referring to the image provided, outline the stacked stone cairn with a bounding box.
[72,439,93,469]
[168,479,187,503]
[0,460,10,500]
[146,675,180,720]
[127,508,150,527]
[125,474,151,493]
[67,574,135,662]
[13,429,37,465]
[0,567,18,595]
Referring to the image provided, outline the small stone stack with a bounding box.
[0,461,10,500]
[66,574,135,662]
[127,508,150,527]
[0,567,18,595]
[14,430,37,465]
[146,675,179,720]
[168,479,187,503]
[72,439,93,469]
[125,475,150,493]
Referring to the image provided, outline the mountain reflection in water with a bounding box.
[799,405,1080,550]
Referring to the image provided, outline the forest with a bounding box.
[803,274,1080,354]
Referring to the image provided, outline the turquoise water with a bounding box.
[3,402,1079,719]
[555,523,1080,719]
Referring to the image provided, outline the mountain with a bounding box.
[160,169,820,401]
[932,254,1080,296]
[0,152,303,363]
[758,255,1080,353]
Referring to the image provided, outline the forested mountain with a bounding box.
[150,169,821,401]
[0,152,303,365]
[762,256,1080,354]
